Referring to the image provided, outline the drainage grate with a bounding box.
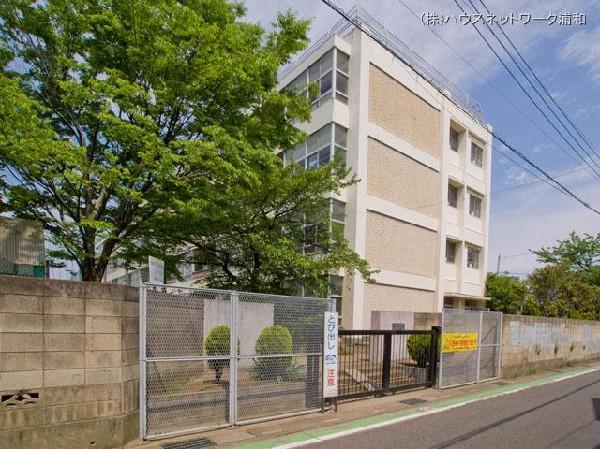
[399,398,429,405]
[161,438,216,449]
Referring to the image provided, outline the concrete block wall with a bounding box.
[0,275,139,449]
[501,314,600,378]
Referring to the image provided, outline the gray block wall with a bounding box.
[0,275,139,449]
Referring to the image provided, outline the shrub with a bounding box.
[204,325,231,383]
[252,325,295,381]
[407,334,431,368]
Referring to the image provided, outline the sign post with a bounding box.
[148,256,164,284]
[322,312,338,404]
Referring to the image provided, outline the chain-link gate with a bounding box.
[439,309,502,388]
[140,284,332,439]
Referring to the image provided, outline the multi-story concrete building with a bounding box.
[278,8,493,329]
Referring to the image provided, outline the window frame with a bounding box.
[471,142,484,167]
[448,183,458,208]
[282,48,350,111]
[469,192,482,218]
[445,240,457,264]
[450,127,460,152]
[467,246,480,269]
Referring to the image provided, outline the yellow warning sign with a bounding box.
[442,332,478,353]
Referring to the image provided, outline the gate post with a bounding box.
[428,326,441,387]
[229,291,238,425]
[381,332,392,392]
[139,285,147,439]
[476,311,483,383]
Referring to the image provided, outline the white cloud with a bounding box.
[560,24,600,83]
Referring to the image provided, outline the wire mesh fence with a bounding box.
[439,309,502,388]
[140,284,333,439]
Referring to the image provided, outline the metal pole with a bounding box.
[381,332,392,392]
[476,311,483,383]
[229,291,238,425]
[438,311,444,388]
[496,254,501,274]
[139,285,147,439]
[498,312,504,379]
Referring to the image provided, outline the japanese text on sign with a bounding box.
[322,312,338,398]
[442,332,479,353]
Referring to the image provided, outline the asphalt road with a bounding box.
[308,371,600,449]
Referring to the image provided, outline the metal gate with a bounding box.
[140,284,332,439]
[439,309,502,388]
[337,328,440,399]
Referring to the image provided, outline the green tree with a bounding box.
[527,265,600,320]
[252,325,294,380]
[134,156,373,295]
[533,232,600,273]
[485,273,527,314]
[0,0,311,281]
[204,325,232,383]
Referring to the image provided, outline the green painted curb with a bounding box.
[233,364,600,449]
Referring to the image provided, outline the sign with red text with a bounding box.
[322,312,338,398]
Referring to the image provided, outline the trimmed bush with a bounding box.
[204,325,231,383]
[252,325,295,381]
[407,334,431,368]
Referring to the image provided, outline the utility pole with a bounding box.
[496,254,502,275]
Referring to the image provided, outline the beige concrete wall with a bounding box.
[367,138,440,218]
[365,211,437,277]
[502,314,600,378]
[368,64,441,159]
[0,275,139,449]
[362,283,436,328]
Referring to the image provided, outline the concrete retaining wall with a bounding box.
[0,275,139,449]
[501,314,600,378]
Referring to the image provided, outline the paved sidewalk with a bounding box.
[127,362,600,449]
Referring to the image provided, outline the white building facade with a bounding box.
[279,9,493,329]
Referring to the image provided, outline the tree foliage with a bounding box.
[488,232,600,320]
[0,0,312,281]
[533,232,600,273]
[485,273,526,314]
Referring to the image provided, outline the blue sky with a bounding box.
[245,0,600,276]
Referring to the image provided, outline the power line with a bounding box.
[393,0,582,168]
[319,0,600,217]
[466,0,600,165]
[475,0,600,159]
[492,131,600,215]
[453,0,600,180]
[492,165,590,195]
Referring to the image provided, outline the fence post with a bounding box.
[476,311,483,383]
[428,326,441,387]
[139,285,147,439]
[381,332,392,392]
[229,291,238,425]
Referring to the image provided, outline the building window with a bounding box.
[467,246,480,269]
[469,193,482,218]
[303,199,346,254]
[450,128,459,152]
[336,51,350,104]
[448,184,458,208]
[464,299,478,310]
[283,48,349,110]
[284,124,347,170]
[471,142,484,167]
[331,199,346,240]
[329,274,343,323]
[444,297,455,309]
[445,240,456,264]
